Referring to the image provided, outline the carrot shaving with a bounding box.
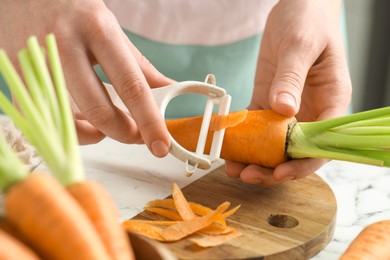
[190,229,242,247]
[146,199,175,210]
[172,183,195,220]
[144,207,181,221]
[200,225,236,236]
[122,221,165,241]
[223,204,241,218]
[209,109,248,131]
[122,183,242,247]
[189,201,212,216]
[161,201,229,241]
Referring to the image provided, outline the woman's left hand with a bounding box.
[225,0,352,186]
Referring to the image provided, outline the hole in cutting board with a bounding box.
[267,214,299,229]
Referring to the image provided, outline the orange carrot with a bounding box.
[166,109,296,168]
[0,35,135,260]
[4,174,111,260]
[168,107,390,168]
[340,220,390,260]
[67,181,135,260]
[0,228,39,260]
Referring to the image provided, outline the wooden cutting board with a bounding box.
[132,166,337,260]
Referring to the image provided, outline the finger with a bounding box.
[124,36,175,88]
[62,49,141,144]
[89,26,170,157]
[225,160,247,179]
[269,38,324,116]
[70,89,106,144]
[273,158,329,181]
[74,119,105,145]
[238,164,284,186]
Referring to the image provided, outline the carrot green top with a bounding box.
[0,131,28,191]
[0,34,84,186]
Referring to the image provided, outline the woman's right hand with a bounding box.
[1,0,172,157]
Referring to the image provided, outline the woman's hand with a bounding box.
[226,0,352,185]
[0,0,172,157]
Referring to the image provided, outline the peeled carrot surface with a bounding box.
[5,173,111,260]
[67,180,135,260]
[166,109,296,168]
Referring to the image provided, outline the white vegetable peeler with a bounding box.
[105,74,231,176]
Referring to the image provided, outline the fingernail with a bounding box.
[281,175,295,182]
[151,140,169,158]
[276,93,296,108]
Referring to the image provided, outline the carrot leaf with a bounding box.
[0,131,28,191]
[0,34,84,185]
[288,107,390,166]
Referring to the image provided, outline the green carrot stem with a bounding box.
[332,126,390,135]
[332,116,390,129]
[311,132,390,149]
[18,49,53,128]
[26,37,61,131]
[0,34,85,185]
[0,132,28,191]
[299,106,390,136]
[287,124,385,166]
[46,35,78,158]
[46,34,84,180]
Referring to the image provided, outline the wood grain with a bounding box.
[132,166,337,260]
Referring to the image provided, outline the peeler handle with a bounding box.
[152,78,229,175]
[104,74,231,176]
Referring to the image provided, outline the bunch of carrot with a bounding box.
[0,34,134,259]
[166,107,390,168]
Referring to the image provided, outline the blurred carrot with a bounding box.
[340,220,390,260]
[0,228,39,260]
[67,180,133,260]
[0,128,110,259]
[5,174,112,260]
[0,34,134,260]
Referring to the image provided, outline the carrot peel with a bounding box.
[123,183,241,247]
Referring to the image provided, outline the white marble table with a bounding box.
[49,138,390,259]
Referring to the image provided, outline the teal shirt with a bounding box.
[95,30,262,119]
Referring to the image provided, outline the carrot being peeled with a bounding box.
[0,34,134,260]
[167,107,390,168]
[167,110,295,168]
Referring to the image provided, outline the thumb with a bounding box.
[269,62,307,117]
[269,40,320,116]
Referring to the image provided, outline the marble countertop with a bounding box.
[39,138,390,259]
